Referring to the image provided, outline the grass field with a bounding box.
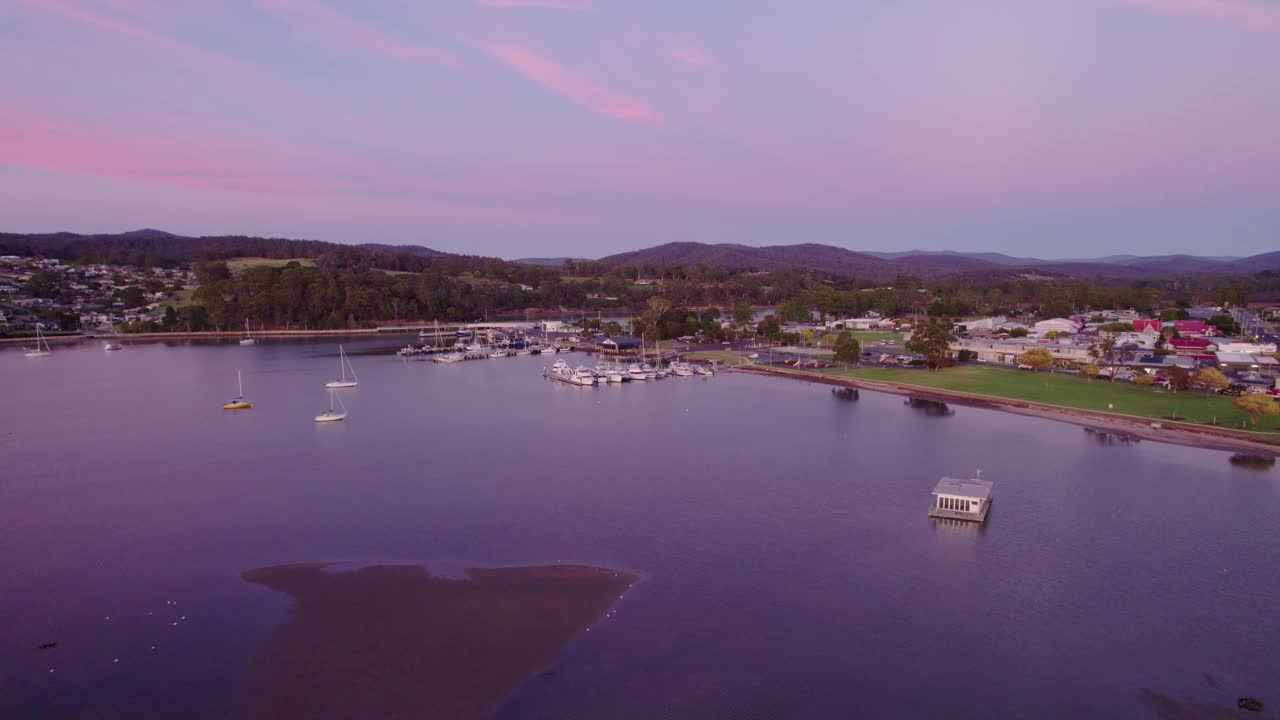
[686,351,752,366]
[848,331,903,344]
[226,257,316,273]
[786,364,1280,433]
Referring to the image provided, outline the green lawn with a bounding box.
[786,364,1280,433]
[686,350,752,366]
[848,331,902,344]
[169,288,197,307]
[226,257,316,273]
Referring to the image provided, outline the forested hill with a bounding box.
[601,242,1280,279]
[0,229,447,271]
[600,242,910,279]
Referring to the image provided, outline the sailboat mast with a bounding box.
[238,370,243,397]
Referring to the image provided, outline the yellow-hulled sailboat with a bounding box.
[224,370,253,410]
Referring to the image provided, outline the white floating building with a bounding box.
[928,477,993,523]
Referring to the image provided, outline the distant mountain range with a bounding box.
[4,230,1278,281]
[0,229,448,269]
[600,243,1280,280]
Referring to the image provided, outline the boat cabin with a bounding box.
[928,477,993,523]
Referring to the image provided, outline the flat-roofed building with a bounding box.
[928,477,993,523]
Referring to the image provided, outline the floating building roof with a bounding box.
[931,477,993,500]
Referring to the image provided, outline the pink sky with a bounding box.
[2,0,1277,257]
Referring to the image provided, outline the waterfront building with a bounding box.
[951,338,1092,367]
[928,477,993,523]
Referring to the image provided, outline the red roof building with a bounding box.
[1172,320,1216,336]
[1132,319,1163,333]
[1169,337,1217,356]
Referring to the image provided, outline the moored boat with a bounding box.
[314,388,348,422]
[24,326,52,357]
[223,370,253,410]
[325,345,359,388]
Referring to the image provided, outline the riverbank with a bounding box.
[239,562,637,720]
[733,365,1280,455]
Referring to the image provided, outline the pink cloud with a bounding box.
[0,111,344,195]
[256,0,460,66]
[486,45,664,125]
[476,0,593,10]
[1111,0,1280,33]
[667,45,718,69]
[13,0,402,141]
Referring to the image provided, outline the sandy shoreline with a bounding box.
[238,562,638,720]
[733,365,1280,456]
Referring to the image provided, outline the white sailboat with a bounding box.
[239,319,257,345]
[325,345,359,388]
[315,388,348,422]
[24,326,51,357]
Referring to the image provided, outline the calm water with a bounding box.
[2,338,1277,718]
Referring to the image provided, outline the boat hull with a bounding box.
[325,381,358,388]
[223,401,252,410]
[314,412,347,422]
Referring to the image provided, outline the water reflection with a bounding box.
[831,387,859,401]
[1082,427,1140,446]
[904,398,954,416]
[1228,454,1276,471]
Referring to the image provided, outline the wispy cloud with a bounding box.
[257,0,460,66]
[486,45,664,125]
[1111,0,1280,33]
[667,45,718,69]
[0,111,344,195]
[476,0,593,10]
